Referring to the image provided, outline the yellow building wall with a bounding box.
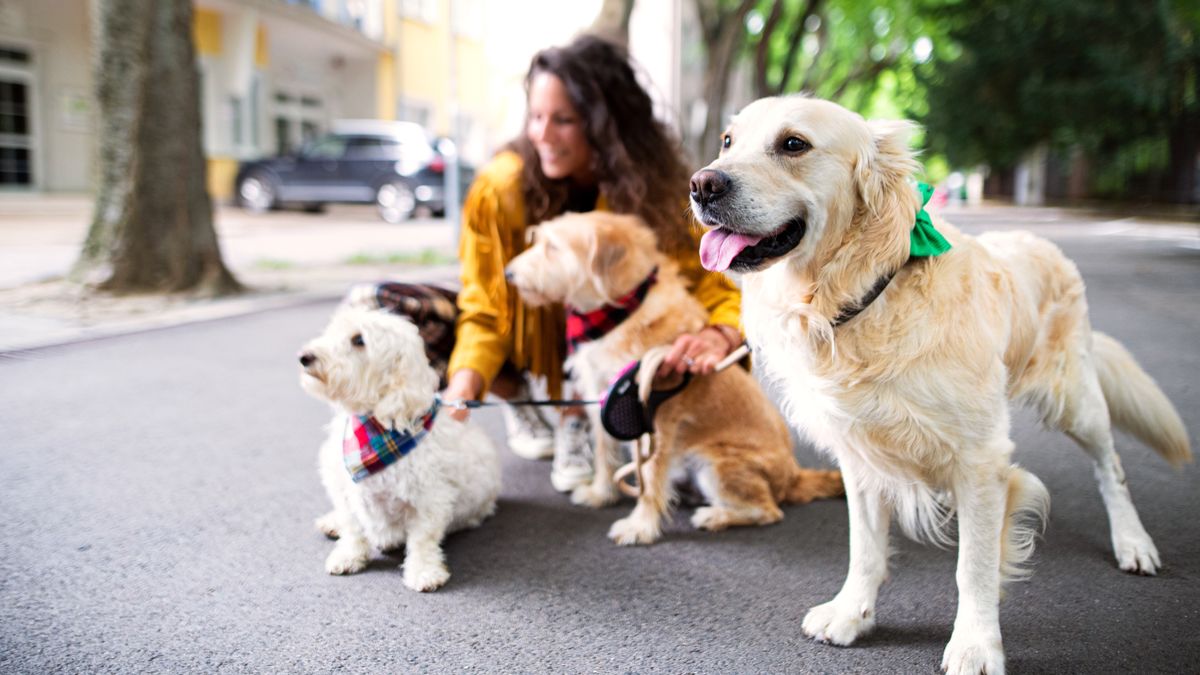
[398,12,488,137]
[377,52,396,120]
[194,8,222,56]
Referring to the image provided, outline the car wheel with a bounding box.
[239,173,277,213]
[377,181,417,223]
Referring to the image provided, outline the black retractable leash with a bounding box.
[442,343,751,468]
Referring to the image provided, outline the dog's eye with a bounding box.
[722,134,732,149]
[782,136,811,154]
[350,334,365,348]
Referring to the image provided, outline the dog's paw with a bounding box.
[325,548,368,575]
[1114,531,1161,575]
[403,562,450,592]
[691,506,731,531]
[571,484,617,509]
[941,630,1005,675]
[802,598,875,646]
[607,515,661,546]
[314,511,340,539]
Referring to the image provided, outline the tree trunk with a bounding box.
[591,0,637,45]
[76,0,241,296]
[694,0,757,164]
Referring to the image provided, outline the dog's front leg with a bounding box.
[570,361,619,508]
[401,508,453,592]
[942,465,1007,675]
[802,459,889,645]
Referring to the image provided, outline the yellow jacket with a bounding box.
[448,150,742,397]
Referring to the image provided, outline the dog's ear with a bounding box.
[370,321,440,431]
[589,221,627,283]
[855,119,920,222]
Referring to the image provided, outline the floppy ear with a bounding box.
[855,119,921,222]
[589,221,627,286]
[371,320,439,431]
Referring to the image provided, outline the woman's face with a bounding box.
[526,72,594,183]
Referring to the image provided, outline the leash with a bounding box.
[612,342,750,498]
[437,395,598,411]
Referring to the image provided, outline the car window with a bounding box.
[343,136,402,160]
[303,136,348,160]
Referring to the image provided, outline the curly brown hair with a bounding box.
[510,34,694,254]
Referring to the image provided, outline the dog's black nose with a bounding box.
[690,169,732,206]
[504,268,514,283]
[299,352,316,367]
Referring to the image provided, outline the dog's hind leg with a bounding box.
[691,456,783,531]
[325,510,370,575]
[315,510,340,539]
[1062,360,1161,574]
[941,446,1009,675]
[802,457,890,646]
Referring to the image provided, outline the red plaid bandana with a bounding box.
[565,269,657,354]
[343,402,439,482]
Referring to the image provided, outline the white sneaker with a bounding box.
[501,398,555,460]
[551,416,594,492]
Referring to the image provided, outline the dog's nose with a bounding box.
[299,352,317,368]
[504,267,514,283]
[690,169,732,206]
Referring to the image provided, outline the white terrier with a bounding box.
[299,307,501,592]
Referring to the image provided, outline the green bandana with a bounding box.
[910,182,951,257]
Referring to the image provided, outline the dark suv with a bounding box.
[233,120,473,223]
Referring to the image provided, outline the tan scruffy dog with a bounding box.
[690,94,1191,674]
[506,211,843,545]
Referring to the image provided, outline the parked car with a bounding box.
[233,120,474,223]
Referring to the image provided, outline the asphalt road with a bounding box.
[1,211,1198,673]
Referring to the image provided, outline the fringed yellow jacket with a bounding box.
[447,151,743,398]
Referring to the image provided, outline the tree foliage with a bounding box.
[917,0,1200,202]
[691,0,937,163]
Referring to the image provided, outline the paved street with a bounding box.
[1,206,1198,673]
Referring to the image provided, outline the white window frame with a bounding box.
[0,44,41,191]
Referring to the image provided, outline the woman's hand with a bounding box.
[441,369,483,422]
[657,325,740,377]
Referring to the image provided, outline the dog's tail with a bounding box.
[1000,466,1050,583]
[1093,331,1191,467]
[783,467,845,504]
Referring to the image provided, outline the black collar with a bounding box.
[830,260,907,327]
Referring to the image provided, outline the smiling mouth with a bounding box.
[698,218,807,272]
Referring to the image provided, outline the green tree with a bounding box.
[917,0,1200,203]
[75,0,241,294]
[692,0,935,163]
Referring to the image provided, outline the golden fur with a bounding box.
[690,95,1190,674]
[506,211,842,545]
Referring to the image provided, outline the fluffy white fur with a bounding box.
[299,307,500,592]
[691,95,1191,674]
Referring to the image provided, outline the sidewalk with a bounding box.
[0,196,460,353]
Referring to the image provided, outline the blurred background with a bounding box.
[3,0,1197,212]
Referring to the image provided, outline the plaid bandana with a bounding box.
[342,402,439,482]
[565,269,658,354]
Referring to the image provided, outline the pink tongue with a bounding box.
[699,228,765,272]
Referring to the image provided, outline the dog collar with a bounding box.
[833,183,950,327]
[343,401,439,482]
[565,268,658,354]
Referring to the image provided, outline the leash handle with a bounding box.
[714,343,750,372]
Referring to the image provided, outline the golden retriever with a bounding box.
[505,211,843,545]
[689,95,1191,674]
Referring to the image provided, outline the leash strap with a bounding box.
[437,395,599,411]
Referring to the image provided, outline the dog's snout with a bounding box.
[299,351,317,368]
[690,169,732,205]
[504,267,515,283]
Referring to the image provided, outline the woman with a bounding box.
[352,34,742,493]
